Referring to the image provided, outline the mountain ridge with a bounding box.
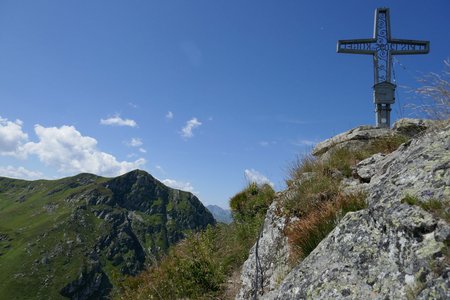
[207,204,232,224]
[0,169,215,299]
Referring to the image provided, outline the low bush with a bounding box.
[229,182,275,222]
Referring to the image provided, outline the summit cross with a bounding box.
[337,8,429,128]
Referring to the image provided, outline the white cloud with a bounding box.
[23,125,145,176]
[100,115,137,127]
[244,169,274,187]
[126,137,143,147]
[162,178,197,194]
[0,166,44,180]
[138,148,147,153]
[181,118,202,138]
[128,102,138,108]
[166,111,174,120]
[0,116,28,156]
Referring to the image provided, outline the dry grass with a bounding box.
[411,59,450,120]
[286,192,366,262]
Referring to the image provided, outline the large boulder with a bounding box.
[312,118,435,161]
[312,126,393,160]
[275,124,450,299]
[392,118,434,138]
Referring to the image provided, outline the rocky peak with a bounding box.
[0,169,215,299]
[237,120,450,299]
[104,169,167,212]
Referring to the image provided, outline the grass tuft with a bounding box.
[286,192,366,262]
[402,195,450,223]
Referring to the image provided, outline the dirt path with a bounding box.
[219,269,242,299]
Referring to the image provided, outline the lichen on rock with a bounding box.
[237,121,450,299]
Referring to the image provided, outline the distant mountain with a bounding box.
[0,170,215,299]
[207,204,232,224]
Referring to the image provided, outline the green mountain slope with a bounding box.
[0,170,215,299]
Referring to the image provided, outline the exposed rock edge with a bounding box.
[237,120,450,299]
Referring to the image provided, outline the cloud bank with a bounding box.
[0,116,146,178]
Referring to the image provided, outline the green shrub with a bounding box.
[119,227,223,300]
[229,183,275,222]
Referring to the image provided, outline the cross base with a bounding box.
[373,81,396,128]
[375,103,391,128]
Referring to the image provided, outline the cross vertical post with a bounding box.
[337,8,429,128]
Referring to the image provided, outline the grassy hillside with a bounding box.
[0,170,214,299]
[119,183,274,299]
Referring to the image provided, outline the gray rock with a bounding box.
[236,191,291,300]
[354,153,386,183]
[392,118,434,138]
[312,125,393,160]
[239,122,450,299]
[274,124,450,299]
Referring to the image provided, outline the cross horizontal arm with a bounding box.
[389,39,430,55]
[337,39,376,54]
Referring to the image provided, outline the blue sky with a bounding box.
[0,1,448,208]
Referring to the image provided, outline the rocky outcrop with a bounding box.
[237,193,290,299]
[311,125,392,159]
[238,121,450,299]
[60,263,112,300]
[312,118,433,160]
[392,118,434,138]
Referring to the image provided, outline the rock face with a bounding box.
[237,193,291,299]
[392,118,434,138]
[0,170,215,299]
[238,121,450,299]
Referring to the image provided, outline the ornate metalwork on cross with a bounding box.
[337,8,429,128]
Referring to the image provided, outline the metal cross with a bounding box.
[337,7,429,128]
[337,8,429,85]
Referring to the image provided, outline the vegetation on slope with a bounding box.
[119,134,410,299]
[0,170,214,299]
[119,183,274,299]
[284,134,408,262]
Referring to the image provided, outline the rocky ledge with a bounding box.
[237,119,450,299]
